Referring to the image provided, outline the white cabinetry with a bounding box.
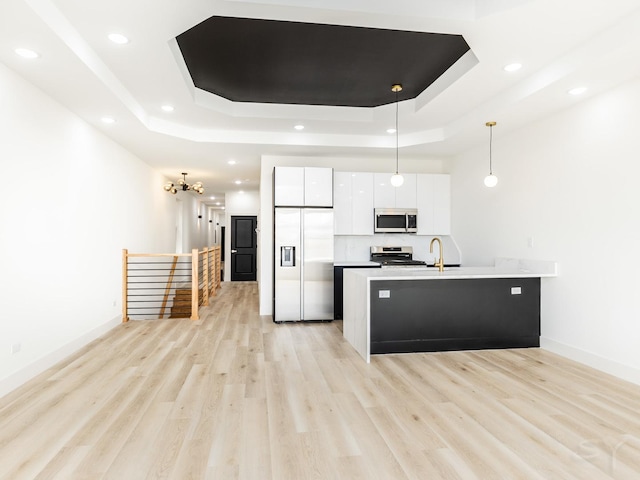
[274,167,304,206]
[394,174,417,209]
[274,166,333,207]
[304,167,333,207]
[416,174,451,235]
[373,173,395,208]
[334,172,374,235]
[373,173,416,208]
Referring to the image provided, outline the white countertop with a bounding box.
[334,261,381,267]
[344,258,557,280]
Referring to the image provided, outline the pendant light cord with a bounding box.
[488,125,493,175]
[395,89,399,174]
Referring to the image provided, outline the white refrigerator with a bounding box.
[274,208,334,322]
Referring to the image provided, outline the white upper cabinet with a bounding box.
[333,172,352,234]
[351,172,374,234]
[416,174,450,235]
[334,172,374,235]
[274,166,333,207]
[432,174,451,234]
[394,174,417,209]
[373,173,395,208]
[374,173,417,208]
[304,167,333,207]
[274,167,304,206]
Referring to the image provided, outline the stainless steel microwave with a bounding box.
[374,208,418,233]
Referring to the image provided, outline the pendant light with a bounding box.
[484,121,498,188]
[390,84,404,187]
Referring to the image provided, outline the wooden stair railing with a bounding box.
[122,246,222,322]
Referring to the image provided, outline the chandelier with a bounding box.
[163,172,204,195]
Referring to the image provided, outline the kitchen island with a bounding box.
[343,259,557,362]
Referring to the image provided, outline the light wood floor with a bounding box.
[1,282,640,480]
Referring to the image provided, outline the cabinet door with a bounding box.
[351,172,374,235]
[394,173,417,209]
[416,174,435,235]
[433,174,451,234]
[333,172,352,235]
[416,174,451,235]
[373,173,396,208]
[304,167,333,207]
[274,167,304,206]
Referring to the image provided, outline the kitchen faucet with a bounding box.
[430,237,445,272]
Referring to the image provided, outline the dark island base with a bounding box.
[370,277,541,355]
[371,335,540,355]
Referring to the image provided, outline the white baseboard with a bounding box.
[0,316,122,399]
[541,336,640,386]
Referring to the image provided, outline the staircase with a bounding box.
[169,287,203,318]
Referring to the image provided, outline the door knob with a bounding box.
[231,249,237,253]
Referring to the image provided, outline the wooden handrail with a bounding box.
[127,253,192,258]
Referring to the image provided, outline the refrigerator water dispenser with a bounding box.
[281,246,295,267]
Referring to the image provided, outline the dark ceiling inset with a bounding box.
[176,16,471,108]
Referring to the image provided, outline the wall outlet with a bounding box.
[11,343,21,354]
[378,290,391,298]
[511,286,522,295]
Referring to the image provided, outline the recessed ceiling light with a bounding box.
[216,202,221,205]
[234,180,242,185]
[209,196,216,200]
[161,104,174,112]
[294,124,304,131]
[227,160,236,165]
[101,116,116,124]
[386,128,396,134]
[503,63,522,72]
[239,190,245,194]
[15,48,39,59]
[568,86,587,95]
[108,33,129,45]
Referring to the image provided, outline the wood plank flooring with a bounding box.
[1,282,639,479]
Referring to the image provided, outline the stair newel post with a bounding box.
[122,249,129,323]
[202,248,209,306]
[191,248,199,320]
[208,248,215,296]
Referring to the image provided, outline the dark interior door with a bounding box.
[231,216,257,281]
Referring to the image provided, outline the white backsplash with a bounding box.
[334,234,462,265]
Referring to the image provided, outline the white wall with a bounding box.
[0,63,177,397]
[206,207,224,246]
[451,79,640,384]
[224,190,260,282]
[259,155,447,315]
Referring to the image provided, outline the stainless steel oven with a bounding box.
[374,208,418,233]
[370,246,426,266]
